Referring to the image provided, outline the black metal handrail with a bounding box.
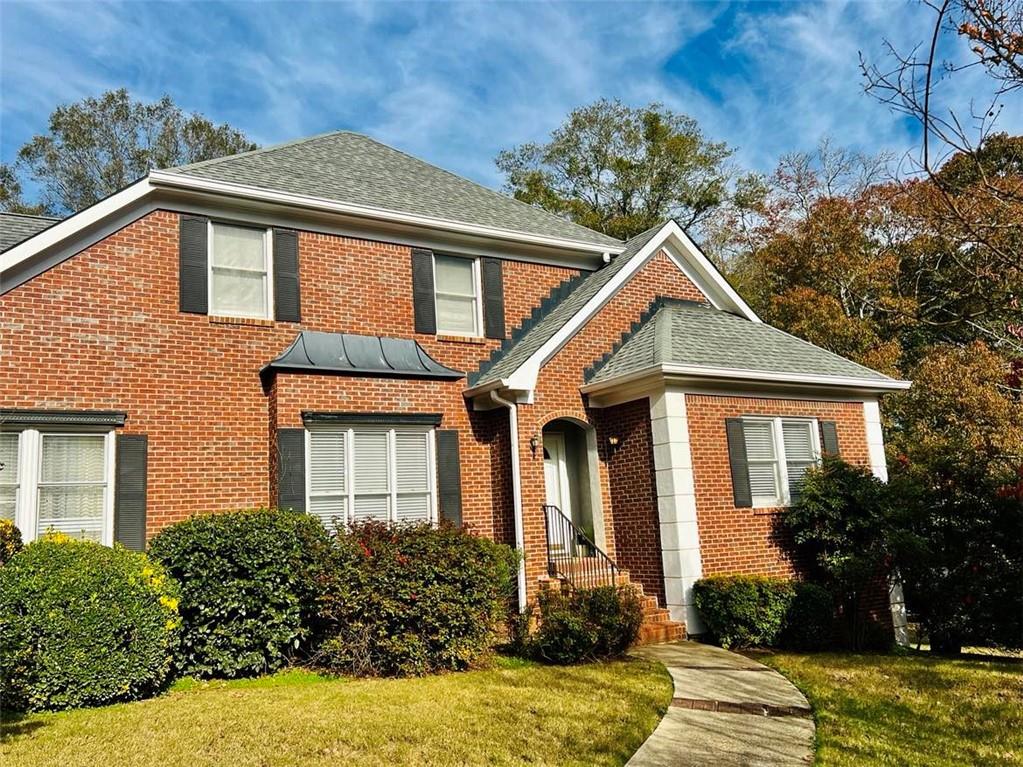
[542,504,618,589]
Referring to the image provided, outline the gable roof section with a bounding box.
[584,298,908,390]
[0,213,60,252]
[161,131,621,249]
[467,220,760,393]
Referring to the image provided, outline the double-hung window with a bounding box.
[742,417,820,507]
[209,222,272,319]
[434,255,481,336]
[1,429,116,543]
[306,424,435,528]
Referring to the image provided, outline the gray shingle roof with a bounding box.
[586,298,896,384]
[0,212,60,252]
[165,131,621,249]
[470,224,664,387]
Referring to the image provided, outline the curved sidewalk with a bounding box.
[628,641,815,767]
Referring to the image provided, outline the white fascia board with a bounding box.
[581,363,912,396]
[502,221,762,393]
[148,171,622,256]
[0,179,153,275]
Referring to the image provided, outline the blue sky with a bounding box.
[2,1,1019,195]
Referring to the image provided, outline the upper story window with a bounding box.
[209,223,272,319]
[742,417,820,507]
[434,254,481,336]
[1,429,115,544]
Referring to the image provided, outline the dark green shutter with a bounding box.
[411,248,436,334]
[725,418,752,508]
[819,421,840,456]
[277,428,305,512]
[481,257,505,339]
[114,435,148,551]
[179,215,208,314]
[273,229,301,322]
[436,430,462,526]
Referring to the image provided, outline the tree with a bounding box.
[0,164,47,216]
[10,89,257,215]
[495,99,732,240]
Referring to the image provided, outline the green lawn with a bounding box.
[1,656,671,767]
[757,651,1023,767]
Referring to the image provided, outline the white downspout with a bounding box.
[491,390,528,612]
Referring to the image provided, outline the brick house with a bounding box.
[0,132,909,637]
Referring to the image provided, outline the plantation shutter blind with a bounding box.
[0,432,18,522]
[114,434,148,552]
[394,431,430,522]
[38,434,106,541]
[308,431,346,527]
[742,421,780,502]
[782,421,816,500]
[352,431,390,521]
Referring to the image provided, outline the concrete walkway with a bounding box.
[628,642,815,767]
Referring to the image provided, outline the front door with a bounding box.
[543,432,572,554]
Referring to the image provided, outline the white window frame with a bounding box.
[433,253,483,337]
[7,428,116,545]
[305,424,438,527]
[207,221,274,320]
[742,416,821,508]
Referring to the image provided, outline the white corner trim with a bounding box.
[148,171,621,256]
[581,363,912,395]
[501,221,761,394]
[649,386,704,632]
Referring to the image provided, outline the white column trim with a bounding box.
[649,384,704,632]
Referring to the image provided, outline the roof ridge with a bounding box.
[350,133,624,247]
[165,130,347,174]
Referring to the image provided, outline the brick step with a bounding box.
[642,608,672,623]
[635,621,686,646]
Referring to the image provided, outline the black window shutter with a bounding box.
[819,421,840,457]
[435,430,462,526]
[114,435,148,551]
[411,248,437,334]
[273,229,301,322]
[277,428,306,512]
[179,215,208,314]
[481,257,505,339]
[725,418,753,508]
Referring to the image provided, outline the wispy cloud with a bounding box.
[1,0,1020,195]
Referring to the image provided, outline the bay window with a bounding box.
[742,417,820,507]
[306,424,435,528]
[1,429,115,543]
[209,222,272,319]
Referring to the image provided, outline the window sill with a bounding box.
[436,334,487,345]
[209,315,275,328]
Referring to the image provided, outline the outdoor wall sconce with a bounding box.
[529,434,539,456]
[607,434,622,457]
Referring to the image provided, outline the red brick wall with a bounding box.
[685,394,870,578]
[0,209,574,538]
[598,398,664,603]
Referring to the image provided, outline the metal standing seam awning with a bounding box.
[261,331,464,380]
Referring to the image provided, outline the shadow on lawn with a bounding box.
[0,712,48,743]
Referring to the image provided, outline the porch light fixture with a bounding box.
[529,434,539,456]
[607,434,622,457]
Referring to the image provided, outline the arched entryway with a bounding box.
[541,418,606,548]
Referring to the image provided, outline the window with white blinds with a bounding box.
[1,430,115,543]
[209,223,272,319]
[742,417,820,507]
[307,426,434,528]
[434,255,480,336]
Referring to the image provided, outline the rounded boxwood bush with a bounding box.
[693,574,795,649]
[0,534,181,712]
[147,508,332,678]
[314,520,518,677]
[521,585,645,664]
[0,519,23,565]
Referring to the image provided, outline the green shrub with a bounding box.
[148,508,332,678]
[693,575,794,649]
[0,534,181,712]
[781,582,834,650]
[0,519,23,565]
[519,585,644,664]
[313,521,517,677]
